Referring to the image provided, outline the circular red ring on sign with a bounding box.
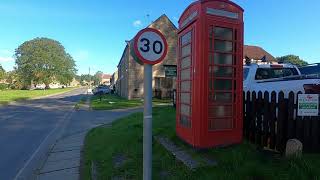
[133,28,168,65]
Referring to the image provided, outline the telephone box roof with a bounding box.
[179,0,244,23]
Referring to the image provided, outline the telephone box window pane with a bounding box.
[180,116,191,128]
[214,53,233,65]
[213,92,232,103]
[214,27,233,40]
[181,56,191,69]
[181,104,190,116]
[181,81,191,91]
[182,44,191,57]
[209,118,233,130]
[181,31,192,45]
[214,40,233,52]
[213,66,233,77]
[181,69,191,80]
[209,105,232,118]
[214,79,232,90]
[181,93,191,104]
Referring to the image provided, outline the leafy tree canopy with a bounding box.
[15,37,77,89]
[276,55,308,67]
[0,64,5,80]
[94,71,103,85]
[79,73,101,86]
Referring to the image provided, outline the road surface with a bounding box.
[0,88,86,180]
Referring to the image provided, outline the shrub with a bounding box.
[0,83,8,90]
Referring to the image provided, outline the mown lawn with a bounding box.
[0,88,76,105]
[90,94,173,110]
[83,107,320,180]
[90,94,142,110]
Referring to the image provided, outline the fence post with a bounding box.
[277,91,287,153]
[295,91,304,145]
[269,91,277,150]
[256,91,263,146]
[263,91,270,147]
[287,92,295,139]
[311,116,319,152]
[303,116,312,152]
[245,91,251,139]
[250,91,257,143]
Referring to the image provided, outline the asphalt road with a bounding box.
[0,88,87,180]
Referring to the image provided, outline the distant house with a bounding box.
[243,45,277,64]
[100,74,111,86]
[69,78,80,87]
[116,14,177,100]
[0,79,7,84]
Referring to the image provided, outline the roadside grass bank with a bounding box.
[90,94,173,110]
[0,87,76,105]
[90,94,142,110]
[83,107,320,179]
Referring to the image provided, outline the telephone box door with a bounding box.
[207,20,242,132]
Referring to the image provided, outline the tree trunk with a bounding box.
[45,84,50,89]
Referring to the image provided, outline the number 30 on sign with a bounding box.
[133,28,168,65]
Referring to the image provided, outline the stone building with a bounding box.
[117,14,177,99]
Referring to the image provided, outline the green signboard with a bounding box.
[164,65,177,77]
[298,94,319,116]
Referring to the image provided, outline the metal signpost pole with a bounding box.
[132,28,167,180]
[143,63,152,180]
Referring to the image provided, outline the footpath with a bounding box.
[36,98,142,180]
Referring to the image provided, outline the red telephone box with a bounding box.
[176,0,244,148]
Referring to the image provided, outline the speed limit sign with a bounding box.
[133,28,168,65]
[132,28,168,180]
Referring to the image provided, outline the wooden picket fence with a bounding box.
[243,91,320,153]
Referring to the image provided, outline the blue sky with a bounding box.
[0,0,319,75]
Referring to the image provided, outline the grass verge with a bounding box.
[90,94,142,110]
[0,87,76,105]
[83,107,320,179]
[75,96,88,110]
[90,94,173,110]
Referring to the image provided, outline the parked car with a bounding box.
[243,63,320,96]
[299,63,320,77]
[93,85,111,95]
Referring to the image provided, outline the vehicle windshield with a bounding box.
[255,68,299,80]
[243,67,249,80]
[299,65,320,75]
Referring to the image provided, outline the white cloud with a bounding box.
[0,49,14,63]
[73,50,89,61]
[0,49,12,55]
[0,57,14,63]
[133,20,142,28]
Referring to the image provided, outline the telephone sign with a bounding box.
[133,28,168,65]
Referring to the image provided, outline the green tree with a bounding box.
[0,64,5,80]
[5,70,22,89]
[94,71,103,85]
[15,37,77,89]
[56,54,77,86]
[276,55,308,67]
